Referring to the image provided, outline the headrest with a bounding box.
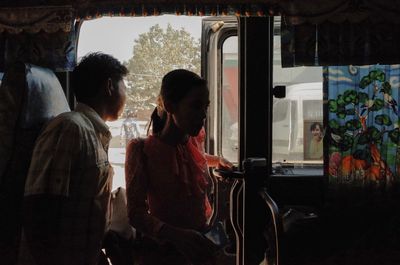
[20,63,70,128]
[0,63,70,180]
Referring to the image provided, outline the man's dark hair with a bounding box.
[72,52,128,102]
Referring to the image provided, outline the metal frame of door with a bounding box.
[202,16,276,265]
[239,16,275,265]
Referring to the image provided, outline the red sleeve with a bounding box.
[125,139,164,237]
[193,126,206,153]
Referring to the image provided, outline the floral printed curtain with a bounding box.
[326,65,400,187]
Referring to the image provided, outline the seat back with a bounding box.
[0,62,70,263]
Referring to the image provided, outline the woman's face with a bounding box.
[171,85,210,137]
[311,125,322,139]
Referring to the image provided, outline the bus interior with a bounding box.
[1,1,400,265]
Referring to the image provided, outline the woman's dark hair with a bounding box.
[72,52,128,103]
[310,122,323,132]
[149,69,207,135]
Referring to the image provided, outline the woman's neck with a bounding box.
[314,136,322,142]
[158,115,189,146]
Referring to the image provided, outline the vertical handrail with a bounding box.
[229,179,244,265]
[259,188,283,265]
[208,170,219,226]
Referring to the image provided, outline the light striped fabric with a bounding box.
[23,103,113,265]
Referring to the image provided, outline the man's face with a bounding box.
[107,79,127,121]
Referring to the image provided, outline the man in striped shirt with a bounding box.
[22,53,128,265]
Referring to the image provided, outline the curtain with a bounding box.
[326,65,400,187]
[1,1,400,70]
[0,30,77,71]
[75,4,274,19]
[0,6,76,71]
[2,0,400,20]
[280,1,400,67]
[282,21,400,67]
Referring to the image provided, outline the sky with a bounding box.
[78,15,204,63]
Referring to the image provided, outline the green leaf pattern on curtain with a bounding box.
[326,65,400,187]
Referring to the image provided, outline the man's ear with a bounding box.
[106,78,113,96]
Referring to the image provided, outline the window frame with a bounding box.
[219,34,239,162]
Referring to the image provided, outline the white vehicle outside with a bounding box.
[228,82,323,163]
[272,82,323,162]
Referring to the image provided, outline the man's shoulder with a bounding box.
[44,111,94,133]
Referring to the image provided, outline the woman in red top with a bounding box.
[125,69,230,265]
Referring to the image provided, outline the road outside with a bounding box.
[106,118,149,190]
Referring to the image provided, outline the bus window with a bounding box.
[272,16,323,172]
[78,16,203,189]
[206,17,323,173]
[221,36,238,163]
[273,99,289,122]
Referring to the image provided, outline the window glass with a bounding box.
[78,16,203,189]
[221,36,239,163]
[273,99,289,122]
[272,16,323,172]
[303,100,323,120]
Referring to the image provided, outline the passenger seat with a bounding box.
[0,62,70,265]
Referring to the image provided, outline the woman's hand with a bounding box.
[212,157,234,181]
[217,157,233,170]
[205,154,233,170]
[159,225,218,264]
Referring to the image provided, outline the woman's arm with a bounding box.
[194,127,233,169]
[205,153,233,169]
[125,139,164,237]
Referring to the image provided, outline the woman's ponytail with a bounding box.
[147,107,166,135]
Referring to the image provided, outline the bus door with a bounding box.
[202,16,325,265]
[201,16,238,265]
[202,16,277,265]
